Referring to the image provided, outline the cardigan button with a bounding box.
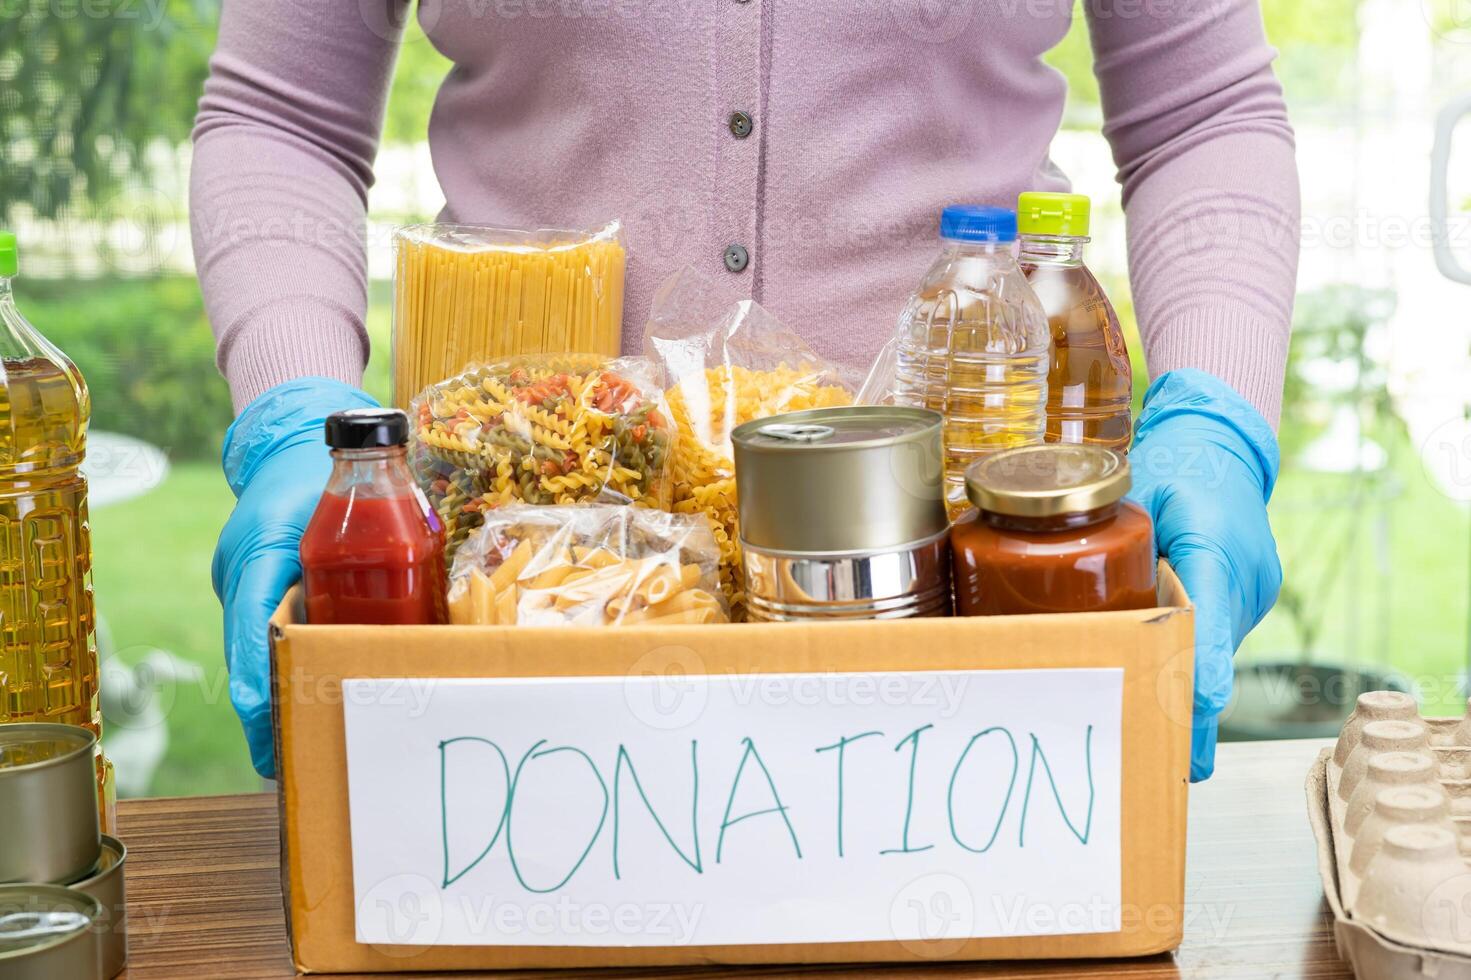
[728,111,754,139]
[723,244,750,273]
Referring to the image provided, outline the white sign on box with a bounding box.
[340,667,1123,948]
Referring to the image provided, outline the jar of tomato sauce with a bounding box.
[300,409,448,625]
[951,444,1155,616]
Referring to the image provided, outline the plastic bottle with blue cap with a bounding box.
[884,205,1050,516]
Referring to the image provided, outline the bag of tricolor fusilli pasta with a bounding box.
[642,267,856,620]
[409,354,673,565]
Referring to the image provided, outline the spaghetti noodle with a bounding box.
[392,221,626,407]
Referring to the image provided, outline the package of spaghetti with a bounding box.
[447,504,727,626]
[642,267,855,618]
[410,354,673,563]
[392,221,626,407]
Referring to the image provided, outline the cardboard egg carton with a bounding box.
[1307,691,1471,977]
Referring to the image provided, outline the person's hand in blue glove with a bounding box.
[1128,369,1283,782]
[214,378,378,778]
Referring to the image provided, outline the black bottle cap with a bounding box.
[324,408,409,449]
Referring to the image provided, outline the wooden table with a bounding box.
[114,739,1349,980]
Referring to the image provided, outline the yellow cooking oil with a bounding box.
[1018,192,1134,453]
[890,206,1051,518]
[0,232,113,831]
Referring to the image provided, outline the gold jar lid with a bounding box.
[964,444,1130,518]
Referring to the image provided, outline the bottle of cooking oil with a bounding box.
[890,205,1050,517]
[0,231,114,831]
[1017,192,1133,452]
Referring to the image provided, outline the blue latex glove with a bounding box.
[1128,369,1282,782]
[214,378,378,778]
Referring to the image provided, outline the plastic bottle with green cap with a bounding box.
[0,231,111,830]
[0,231,17,279]
[1017,192,1133,452]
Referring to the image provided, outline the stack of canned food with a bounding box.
[731,406,1158,622]
[0,724,127,979]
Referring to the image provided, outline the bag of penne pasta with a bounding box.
[642,267,856,619]
[447,504,727,627]
[410,354,674,565]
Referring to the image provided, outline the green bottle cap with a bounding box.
[1017,192,1091,238]
[0,231,15,278]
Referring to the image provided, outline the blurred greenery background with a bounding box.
[3,0,1470,793]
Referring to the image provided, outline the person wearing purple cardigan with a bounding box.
[196,1,1299,782]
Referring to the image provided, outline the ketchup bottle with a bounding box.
[300,408,448,625]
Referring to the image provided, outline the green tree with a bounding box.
[0,1,219,224]
[0,0,448,227]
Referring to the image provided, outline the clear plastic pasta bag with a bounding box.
[642,267,855,618]
[409,354,674,564]
[447,505,727,626]
[392,220,626,407]
[857,336,900,406]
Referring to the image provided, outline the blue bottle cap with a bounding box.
[939,205,1017,244]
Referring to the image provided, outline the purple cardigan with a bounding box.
[191,0,1300,425]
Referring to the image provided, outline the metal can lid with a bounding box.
[733,406,942,451]
[0,885,100,957]
[0,725,95,775]
[732,406,947,553]
[965,444,1130,518]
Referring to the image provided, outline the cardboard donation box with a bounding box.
[270,563,1193,974]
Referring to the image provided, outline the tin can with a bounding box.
[0,724,101,884]
[732,406,951,621]
[0,884,103,980]
[67,835,126,979]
